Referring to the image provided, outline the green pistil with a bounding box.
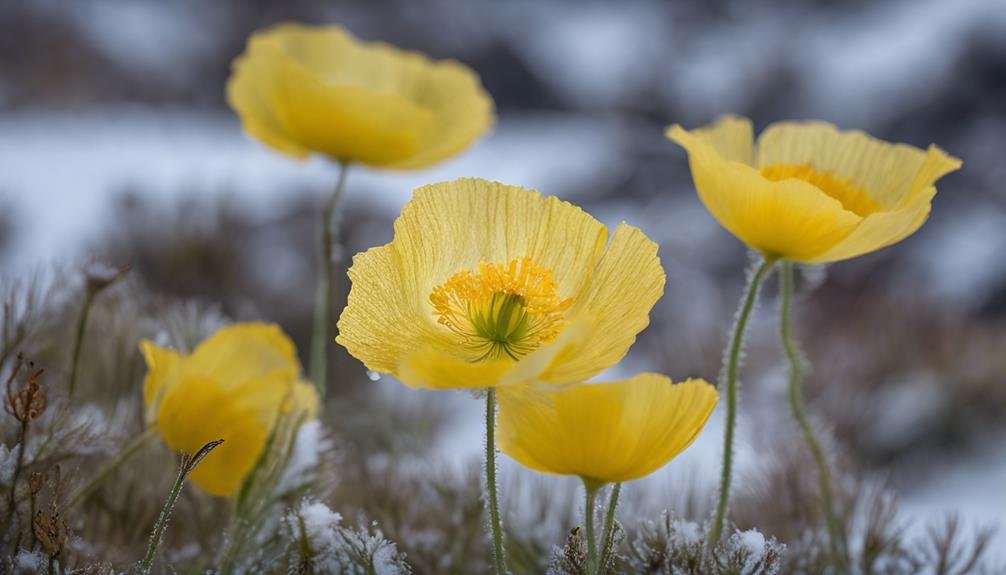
[470,293,532,361]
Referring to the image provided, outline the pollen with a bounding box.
[760,163,880,218]
[430,257,572,362]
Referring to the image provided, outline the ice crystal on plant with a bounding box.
[284,499,410,574]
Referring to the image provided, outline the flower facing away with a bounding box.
[497,377,718,485]
[227,22,494,169]
[140,323,318,496]
[666,116,961,263]
[337,178,666,390]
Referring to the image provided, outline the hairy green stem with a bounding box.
[709,256,775,544]
[67,289,96,399]
[599,483,621,572]
[309,161,350,400]
[485,389,507,574]
[140,440,222,574]
[779,262,848,570]
[139,457,189,573]
[68,427,157,508]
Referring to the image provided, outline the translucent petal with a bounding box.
[537,224,665,384]
[756,121,961,208]
[337,178,608,377]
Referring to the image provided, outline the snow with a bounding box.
[0,107,622,273]
[0,443,18,486]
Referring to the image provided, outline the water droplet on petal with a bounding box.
[366,370,381,382]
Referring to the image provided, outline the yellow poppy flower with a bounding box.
[336,178,665,390]
[666,117,961,263]
[227,22,494,169]
[497,377,718,485]
[139,323,318,496]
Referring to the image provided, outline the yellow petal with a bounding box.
[139,340,182,419]
[397,352,513,390]
[497,376,718,484]
[337,178,608,378]
[536,224,665,384]
[805,186,936,263]
[155,372,289,496]
[755,121,962,209]
[227,22,494,169]
[187,323,301,391]
[668,123,862,261]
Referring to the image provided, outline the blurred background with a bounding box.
[2,0,1004,568]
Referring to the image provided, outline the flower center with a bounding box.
[430,257,572,362]
[760,163,879,217]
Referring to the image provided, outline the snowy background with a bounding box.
[2,0,1004,562]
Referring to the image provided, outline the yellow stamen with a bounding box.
[760,163,879,217]
[430,257,572,361]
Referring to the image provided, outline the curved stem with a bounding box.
[485,389,507,574]
[68,289,96,399]
[599,483,621,572]
[68,427,157,508]
[584,485,598,574]
[779,262,848,570]
[709,256,775,544]
[140,456,188,574]
[309,161,351,400]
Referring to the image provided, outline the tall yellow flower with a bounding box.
[336,178,666,390]
[497,377,718,486]
[227,22,494,169]
[666,116,961,263]
[140,323,317,496]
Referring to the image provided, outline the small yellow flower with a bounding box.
[336,178,665,390]
[227,22,494,169]
[497,377,718,485]
[667,117,961,263]
[140,323,317,496]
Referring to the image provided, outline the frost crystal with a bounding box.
[284,499,410,574]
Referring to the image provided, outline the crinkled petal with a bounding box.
[337,178,608,377]
[756,121,961,208]
[497,376,718,483]
[537,224,664,384]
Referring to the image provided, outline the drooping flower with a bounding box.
[227,22,494,170]
[336,178,666,390]
[666,116,961,263]
[140,323,317,496]
[496,377,718,486]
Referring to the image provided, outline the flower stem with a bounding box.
[309,161,351,400]
[139,439,223,574]
[779,262,848,570]
[599,483,621,573]
[67,289,96,399]
[584,485,598,574]
[68,427,157,508]
[709,256,775,544]
[485,388,507,574]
